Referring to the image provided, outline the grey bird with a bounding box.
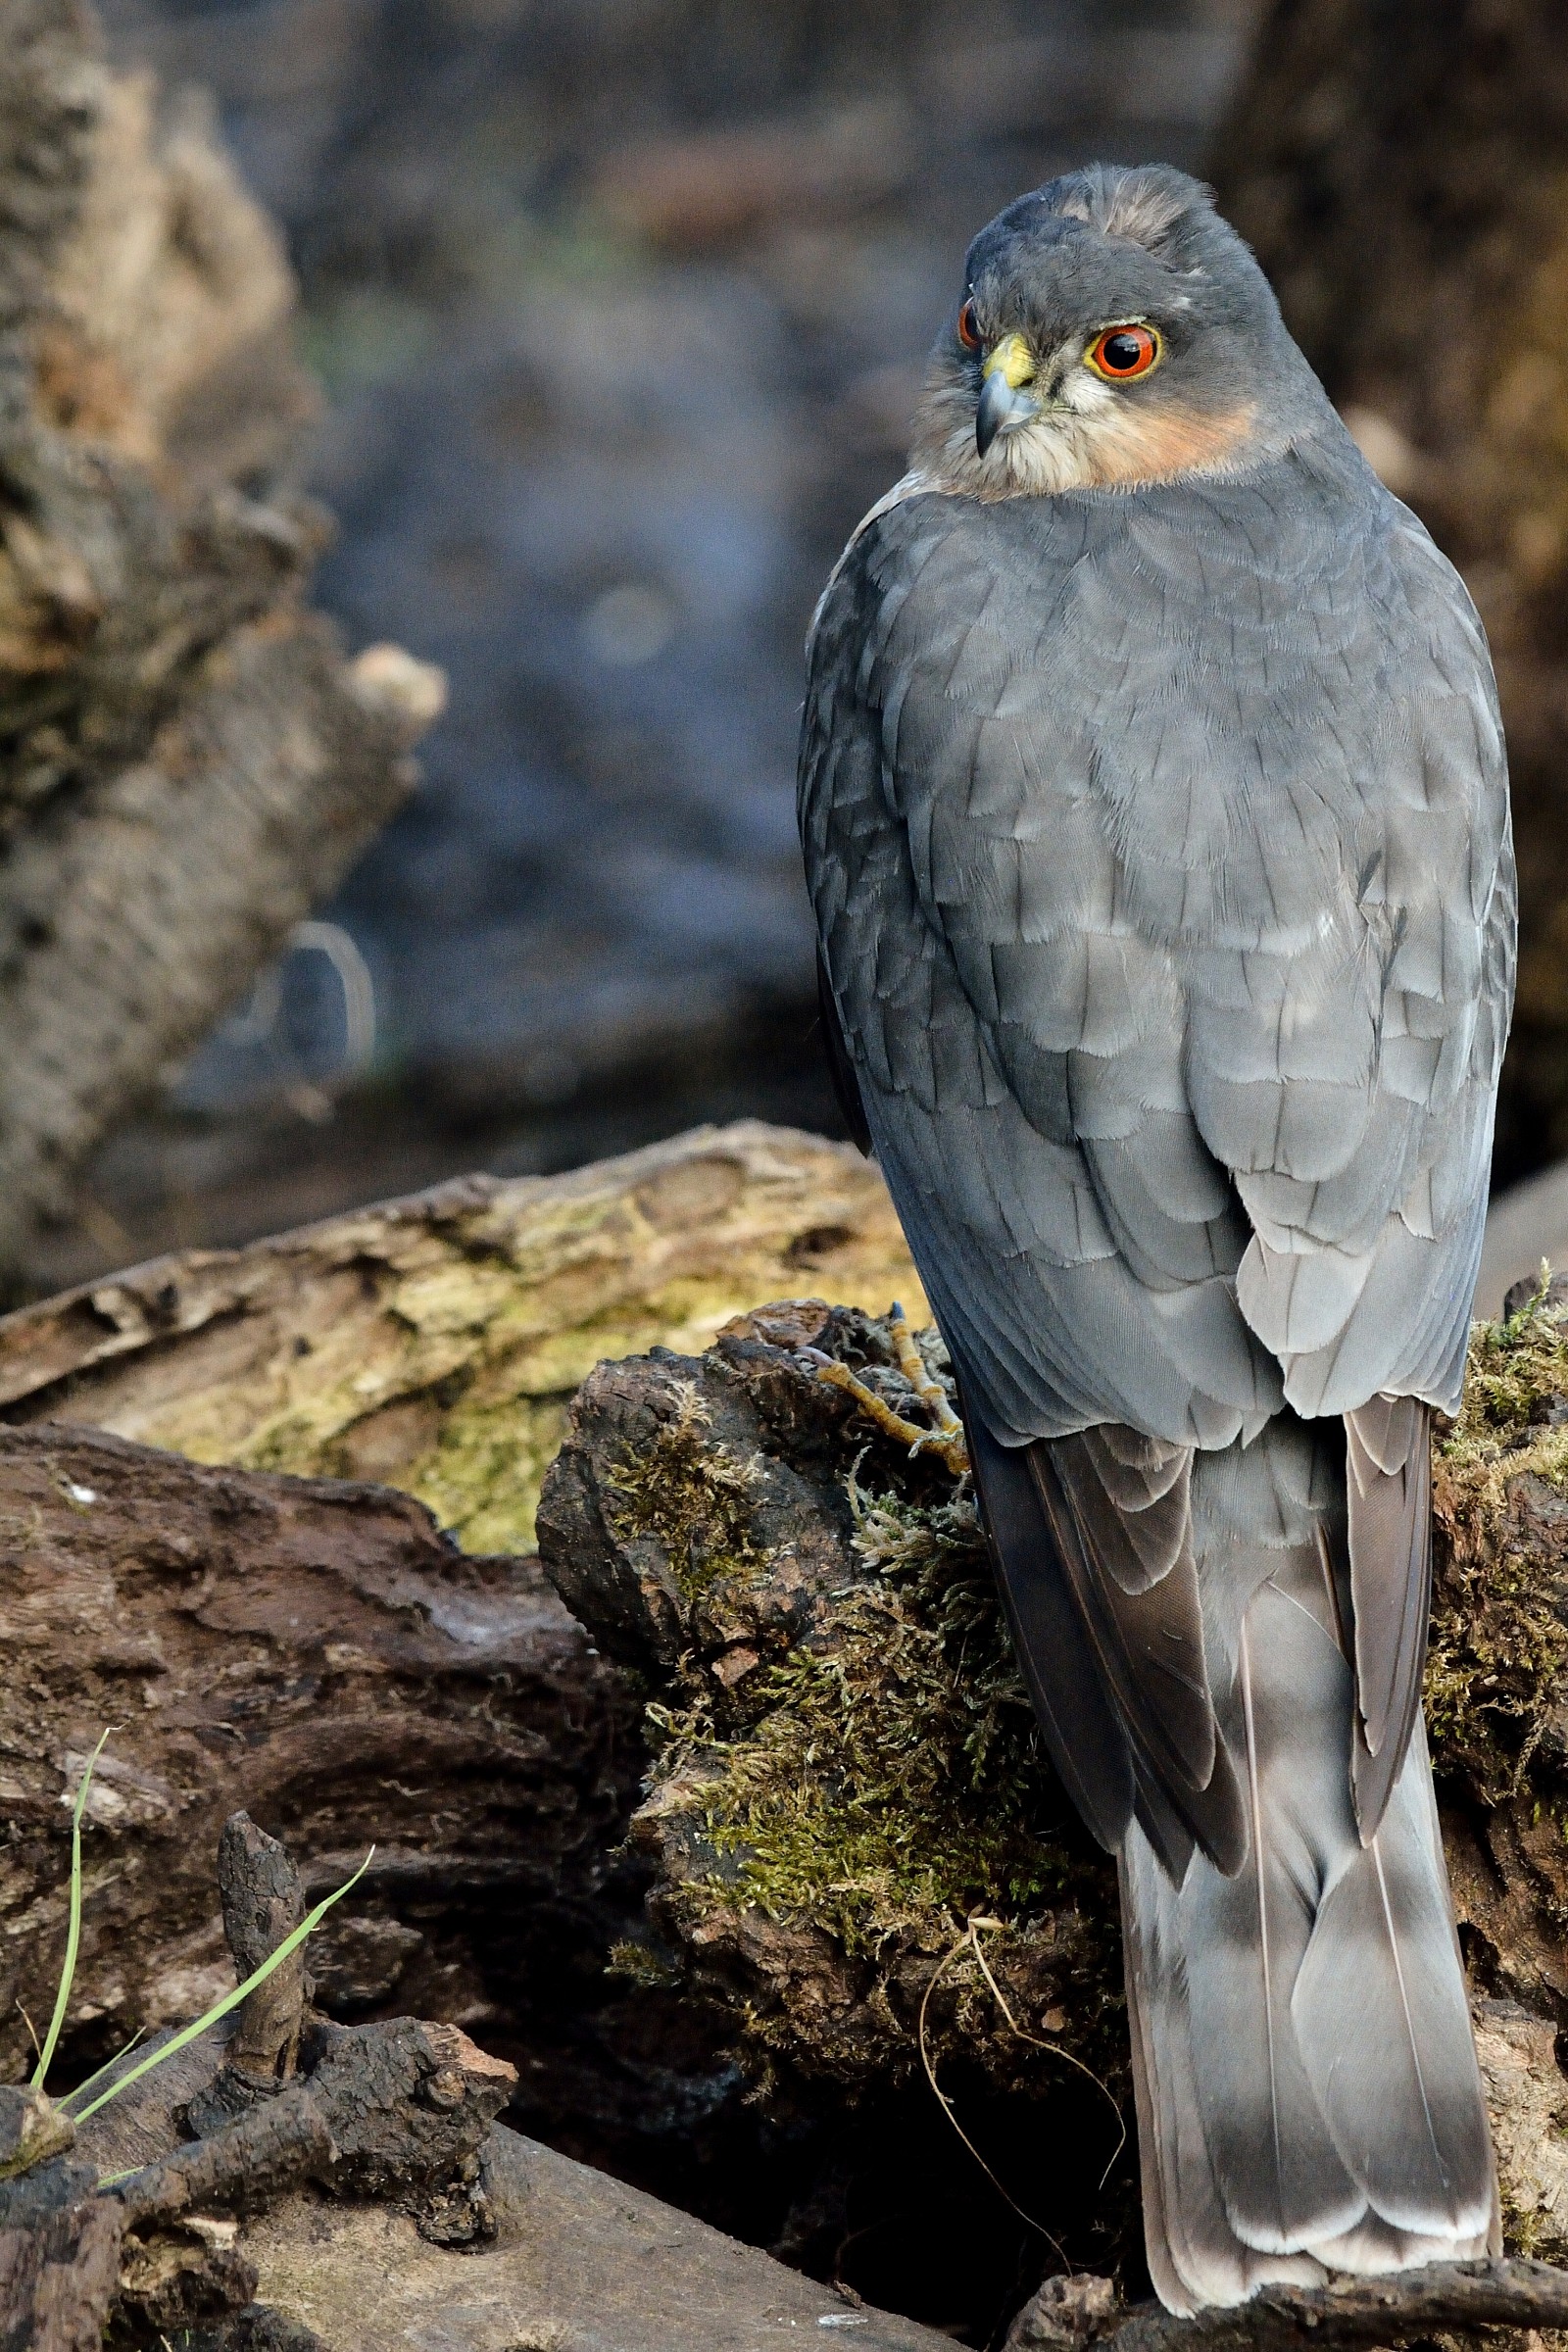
[799,163,1514,2312]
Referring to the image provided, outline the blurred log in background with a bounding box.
[1214,0,1568,1180]
[0,0,440,1289]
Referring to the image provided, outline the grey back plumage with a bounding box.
[799,162,1513,2310]
[802,444,1511,1448]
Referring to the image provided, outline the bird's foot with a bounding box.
[810,1303,969,1477]
[887,1301,968,1448]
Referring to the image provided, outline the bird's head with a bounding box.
[910,164,1323,499]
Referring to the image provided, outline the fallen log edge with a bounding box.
[1099,2259,1568,2352]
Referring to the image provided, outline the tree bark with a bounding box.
[0,1419,639,2101]
[0,0,441,1275]
[1211,0,1568,1181]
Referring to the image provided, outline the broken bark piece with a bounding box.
[0,1421,640,2103]
[118,2090,335,2227]
[1004,2273,1118,2352]
[115,2020,515,2227]
[297,2018,517,2201]
[535,1296,962,1682]
[0,2188,122,2352]
[0,1124,926,1553]
[113,2213,259,2341]
[216,1813,308,2089]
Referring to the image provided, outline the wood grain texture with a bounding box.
[0,1418,636,2092]
[0,1121,926,1553]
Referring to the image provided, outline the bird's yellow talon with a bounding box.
[813,1334,969,1479]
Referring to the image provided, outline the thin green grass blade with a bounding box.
[73,1846,374,2125]
[31,1731,111,2092]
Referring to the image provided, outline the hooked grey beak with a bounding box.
[975,370,1039,458]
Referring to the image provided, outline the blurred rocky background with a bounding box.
[26,0,1258,1295]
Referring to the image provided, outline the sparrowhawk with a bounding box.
[799,163,1514,2312]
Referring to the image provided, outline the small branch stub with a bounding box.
[209,1811,308,2105]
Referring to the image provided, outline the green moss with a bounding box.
[606,1938,684,1992]
[642,1472,1120,2088]
[1428,1277,1568,1798]
[605,1381,763,1603]
[410,1395,571,1556]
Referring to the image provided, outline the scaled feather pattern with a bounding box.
[799,163,1513,2311]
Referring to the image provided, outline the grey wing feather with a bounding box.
[802,489,1278,1453]
[1344,1396,1434,1837]
[801,463,1512,1866]
[1028,1434,1246,1873]
[963,1409,1136,1855]
[1203,514,1514,1422]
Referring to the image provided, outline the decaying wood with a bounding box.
[0,1121,926,1552]
[0,1419,639,2094]
[213,1815,307,2094]
[0,2184,122,2352]
[0,1818,955,2352]
[0,1811,518,2349]
[535,1289,1568,2275]
[115,2017,516,2230]
[71,2019,955,2352]
[1081,2260,1568,2352]
[0,0,441,1272]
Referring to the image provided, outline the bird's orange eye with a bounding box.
[1086,323,1161,380]
[956,299,982,352]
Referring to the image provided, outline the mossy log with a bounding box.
[535,1279,1568,2271]
[0,0,440,1274]
[0,1122,927,1553]
[8,1127,1568,2297]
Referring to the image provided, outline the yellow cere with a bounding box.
[981,331,1036,389]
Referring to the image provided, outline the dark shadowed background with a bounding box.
[36,0,1258,1290]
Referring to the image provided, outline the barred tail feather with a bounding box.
[1122,1523,1496,2311]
